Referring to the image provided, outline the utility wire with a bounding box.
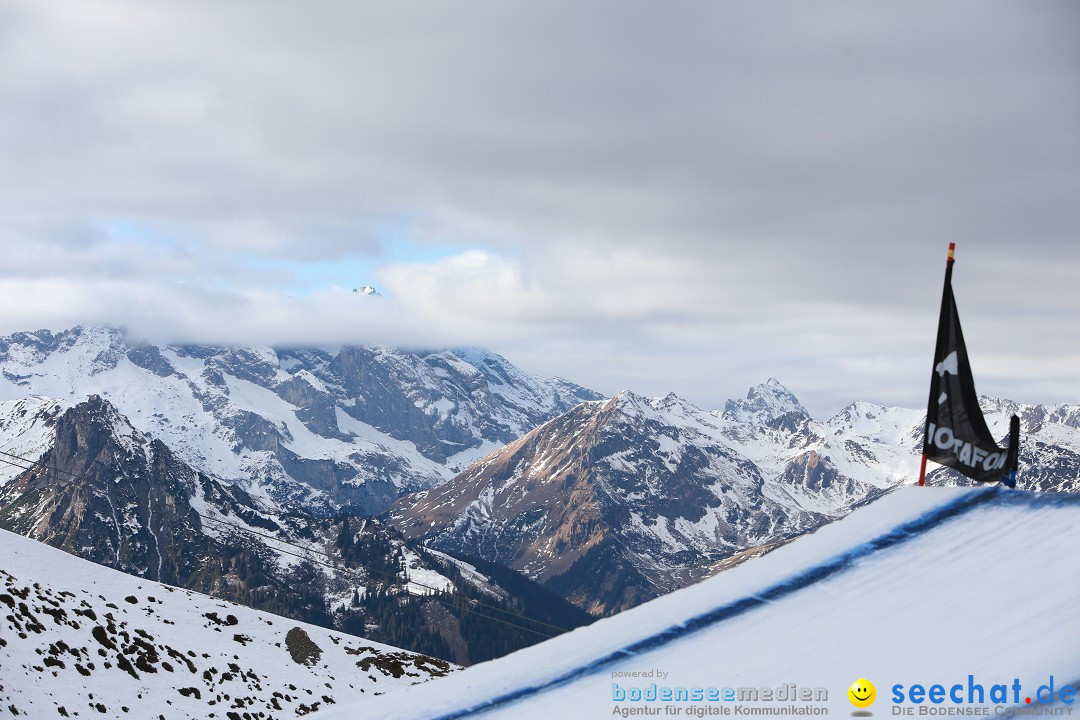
[0,450,562,639]
[195,510,568,637]
[197,513,558,640]
[0,447,569,639]
[0,449,51,474]
[0,448,82,484]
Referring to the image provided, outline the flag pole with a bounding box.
[918,242,956,487]
[1004,414,1020,488]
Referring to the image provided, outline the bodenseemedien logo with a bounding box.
[609,677,829,716]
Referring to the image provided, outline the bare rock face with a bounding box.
[0,395,205,585]
[0,397,317,626]
[0,396,340,632]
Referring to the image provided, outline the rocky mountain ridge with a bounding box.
[390,381,1080,615]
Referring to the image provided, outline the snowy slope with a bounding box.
[327,486,1080,719]
[0,396,63,485]
[0,528,455,720]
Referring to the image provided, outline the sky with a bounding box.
[0,0,1077,418]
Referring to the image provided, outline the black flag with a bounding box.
[920,244,1015,484]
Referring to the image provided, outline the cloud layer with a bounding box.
[1,0,1077,416]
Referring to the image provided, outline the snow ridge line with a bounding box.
[430,488,1038,720]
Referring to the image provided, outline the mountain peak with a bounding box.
[606,389,657,415]
[723,379,809,426]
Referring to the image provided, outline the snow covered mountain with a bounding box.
[939,396,1080,492]
[390,391,829,615]
[0,393,592,664]
[0,394,238,588]
[390,380,1080,615]
[718,384,925,517]
[3,324,1075,639]
[0,526,454,719]
[721,377,809,428]
[0,325,600,515]
[328,486,1080,719]
[0,392,400,630]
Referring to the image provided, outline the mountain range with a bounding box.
[2,325,1077,631]
[0,326,599,663]
[0,325,599,515]
[389,380,1080,614]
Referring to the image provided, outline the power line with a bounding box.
[0,449,51,474]
[0,449,563,638]
[0,446,569,639]
[195,510,568,637]
[0,448,85,484]
[196,513,559,640]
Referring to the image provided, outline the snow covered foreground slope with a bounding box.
[328,487,1080,719]
[0,529,454,719]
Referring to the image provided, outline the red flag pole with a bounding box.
[919,243,956,487]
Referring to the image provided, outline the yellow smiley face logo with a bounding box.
[848,678,876,708]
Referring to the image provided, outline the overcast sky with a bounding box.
[1,0,1077,417]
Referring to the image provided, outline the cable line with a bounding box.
[190,504,570,635]
[0,446,569,639]
[196,513,558,639]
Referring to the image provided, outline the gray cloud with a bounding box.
[0,0,1077,416]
